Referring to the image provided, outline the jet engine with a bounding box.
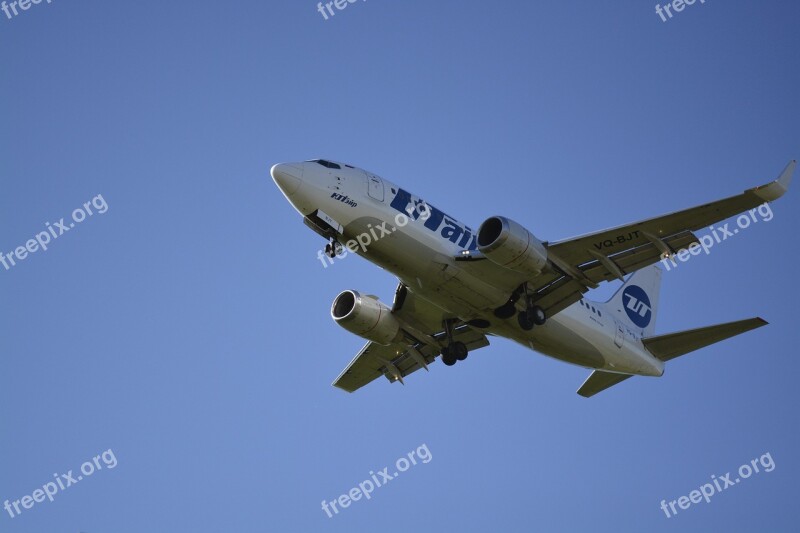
[331,290,404,345]
[477,216,548,276]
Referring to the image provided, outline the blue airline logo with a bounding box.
[389,188,478,250]
[622,285,652,328]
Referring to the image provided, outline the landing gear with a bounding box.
[441,346,457,366]
[494,285,524,319]
[511,284,547,331]
[516,306,546,331]
[453,341,468,361]
[440,320,469,366]
[325,239,343,258]
[518,311,535,331]
[440,341,467,365]
[530,305,546,325]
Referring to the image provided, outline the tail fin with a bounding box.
[606,265,662,337]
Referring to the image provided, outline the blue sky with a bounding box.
[2,1,799,531]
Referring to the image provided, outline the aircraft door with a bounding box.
[366,173,385,202]
[614,321,624,348]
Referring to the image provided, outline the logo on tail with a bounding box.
[622,285,652,328]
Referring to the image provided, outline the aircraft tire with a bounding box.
[532,306,547,326]
[517,311,534,331]
[453,341,468,361]
[441,347,457,366]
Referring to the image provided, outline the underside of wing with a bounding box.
[547,161,794,281]
[528,161,794,319]
[332,284,490,392]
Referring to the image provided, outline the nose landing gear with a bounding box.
[325,239,343,258]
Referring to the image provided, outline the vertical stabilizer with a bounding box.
[606,265,662,336]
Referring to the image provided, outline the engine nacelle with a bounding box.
[331,290,403,345]
[477,216,548,276]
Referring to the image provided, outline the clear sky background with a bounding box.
[2,1,799,531]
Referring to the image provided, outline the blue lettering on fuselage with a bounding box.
[330,192,357,207]
[389,188,478,250]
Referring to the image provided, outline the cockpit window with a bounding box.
[309,159,341,170]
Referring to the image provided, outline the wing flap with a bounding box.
[579,231,699,284]
[529,231,698,319]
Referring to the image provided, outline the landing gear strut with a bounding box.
[325,239,343,258]
[494,285,523,319]
[440,319,468,366]
[516,285,546,331]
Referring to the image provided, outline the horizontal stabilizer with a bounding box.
[642,318,768,362]
[577,371,633,398]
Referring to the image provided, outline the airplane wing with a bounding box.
[332,284,490,392]
[522,161,795,319]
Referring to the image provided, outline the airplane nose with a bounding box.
[270,163,304,196]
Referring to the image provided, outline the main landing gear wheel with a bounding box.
[452,341,468,361]
[518,305,546,331]
[531,305,546,326]
[440,320,469,365]
[518,311,535,331]
[441,346,457,366]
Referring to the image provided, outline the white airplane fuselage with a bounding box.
[272,160,665,377]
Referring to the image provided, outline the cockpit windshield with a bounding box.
[307,159,341,170]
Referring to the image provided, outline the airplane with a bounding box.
[271,158,794,396]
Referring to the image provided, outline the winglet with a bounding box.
[752,160,795,202]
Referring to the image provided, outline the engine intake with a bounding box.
[331,290,403,345]
[477,216,548,276]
